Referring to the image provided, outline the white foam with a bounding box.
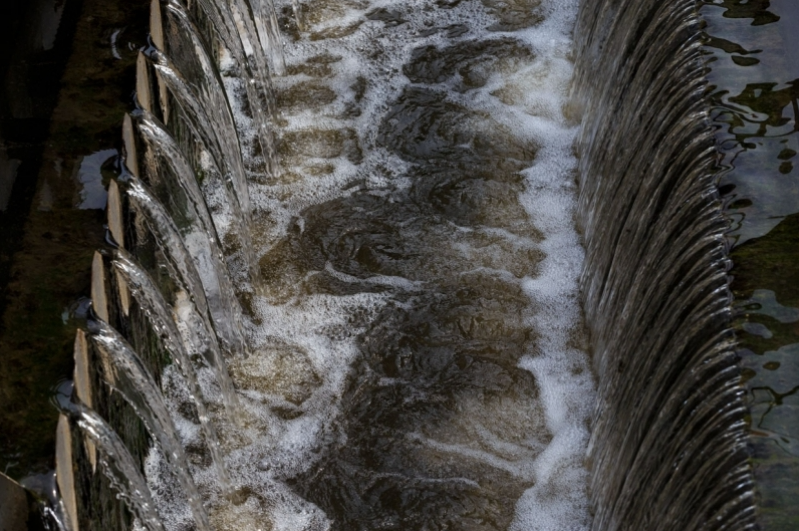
[147,0,597,528]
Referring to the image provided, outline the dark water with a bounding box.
[703,0,799,528]
[200,1,597,529]
[2,0,798,529]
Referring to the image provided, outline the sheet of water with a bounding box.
[147,1,596,529]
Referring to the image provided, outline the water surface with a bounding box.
[703,0,799,527]
[147,1,597,529]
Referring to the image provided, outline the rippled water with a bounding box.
[145,1,596,529]
[703,0,799,527]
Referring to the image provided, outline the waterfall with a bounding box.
[41,0,771,529]
[62,402,167,531]
[87,317,213,531]
[157,0,277,169]
[133,111,247,314]
[571,0,757,529]
[110,248,232,492]
[124,175,248,361]
[49,0,283,528]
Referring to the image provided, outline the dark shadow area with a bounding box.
[0,0,149,480]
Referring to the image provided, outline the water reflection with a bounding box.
[725,81,799,137]
[703,0,799,526]
[77,149,117,209]
[715,0,780,26]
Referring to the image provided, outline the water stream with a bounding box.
[136,0,597,529]
[124,175,248,361]
[87,317,213,531]
[110,248,232,493]
[571,0,756,529]
[64,401,167,531]
[42,0,768,529]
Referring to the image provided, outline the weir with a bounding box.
[572,0,755,529]
[2,0,795,530]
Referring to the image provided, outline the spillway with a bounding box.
[3,0,790,529]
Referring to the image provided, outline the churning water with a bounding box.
[46,0,762,529]
[136,0,597,529]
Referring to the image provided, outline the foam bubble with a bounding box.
[148,0,597,528]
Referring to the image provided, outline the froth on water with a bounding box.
[144,0,596,530]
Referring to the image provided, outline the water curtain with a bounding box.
[571,0,756,529]
[48,0,763,529]
[53,0,281,528]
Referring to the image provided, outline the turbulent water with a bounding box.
[139,0,597,530]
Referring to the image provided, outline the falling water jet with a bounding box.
[110,247,239,486]
[139,50,269,294]
[144,52,250,215]
[122,174,249,359]
[570,0,757,528]
[22,470,71,531]
[107,242,241,425]
[133,108,263,295]
[61,401,167,531]
[291,0,304,31]
[166,0,280,173]
[252,0,286,75]
[129,109,251,294]
[159,0,278,173]
[149,2,250,194]
[133,111,236,286]
[85,317,214,531]
[229,0,283,80]
[122,111,245,310]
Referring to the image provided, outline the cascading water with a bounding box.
[52,0,600,529]
[570,0,757,530]
[109,248,232,492]
[43,0,769,529]
[124,173,248,361]
[61,402,167,531]
[132,110,248,341]
[86,317,213,531]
